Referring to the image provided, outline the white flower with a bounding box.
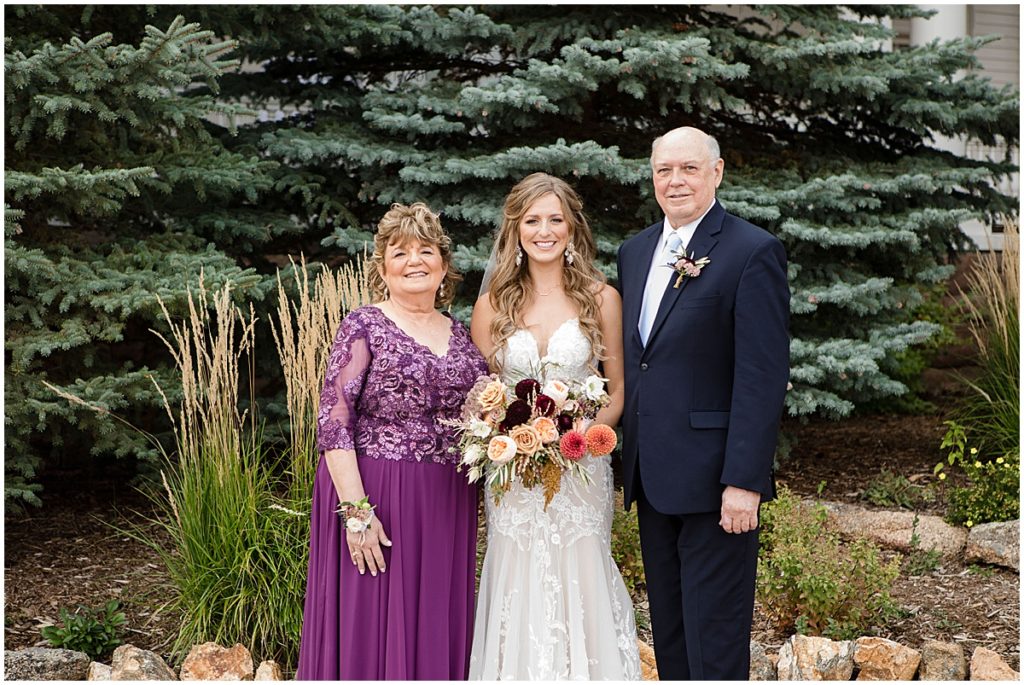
[463,443,486,466]
[469,418,492,439]
[346,516,368,533]
[541,379,570,406]
[582,375,608,401]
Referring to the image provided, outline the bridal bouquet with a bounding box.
[449,371,618,508]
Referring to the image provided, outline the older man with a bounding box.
[617,127,790,679]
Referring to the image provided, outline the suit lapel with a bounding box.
[645,202,725,348]
[625,222,663,349]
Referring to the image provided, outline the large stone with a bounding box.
[969,647,1019,681]
[87,661,113,680]
[4,647,91,680]
[919,640,967,681]
[254,660,282,681]
[750,640,777,680]
[853,636,920,680]
[777,635,855,681]
[822,501,967,558]
[637,639,658,681]
[179,642,253,681]
[110,644,177,680]
[964,520,1019,571]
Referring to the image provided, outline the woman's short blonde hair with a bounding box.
[367,202,461,308]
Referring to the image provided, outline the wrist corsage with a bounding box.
[337,495,375,534]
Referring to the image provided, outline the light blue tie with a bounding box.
[638,231,683,345]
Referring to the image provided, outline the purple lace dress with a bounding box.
[296,305,488,680]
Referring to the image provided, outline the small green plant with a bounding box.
[40,601,126,659]
[903,514,942,576]
[861,469,921,509]
[757,487,902,641]
[611,494,645,599]
[967,563,996,577]
[936,421,1019,527]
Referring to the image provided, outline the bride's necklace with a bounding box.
[534,283,562,297]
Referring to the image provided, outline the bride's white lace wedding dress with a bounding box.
[469,318,640,680]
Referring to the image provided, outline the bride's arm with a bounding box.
[595,284,624,428]
[470,293,497,368]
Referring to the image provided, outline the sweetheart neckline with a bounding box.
[513,317,580,361]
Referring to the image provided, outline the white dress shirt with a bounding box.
[637,201,716,345]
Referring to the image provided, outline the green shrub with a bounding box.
[757,487,902,640]
[40,601,126,659]
[611,494,645,599]
[936,421,1019,527]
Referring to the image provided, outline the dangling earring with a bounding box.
[383,284,389,300]
[438,282,445,299]
[565,240,575,266]
[515,245,523,267]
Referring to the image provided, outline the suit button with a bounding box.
[640,363,649,371]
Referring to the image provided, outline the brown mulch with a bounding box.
[4,371,1019,671]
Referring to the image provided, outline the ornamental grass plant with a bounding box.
[935,221,1020,526]
[956,220,1020,459]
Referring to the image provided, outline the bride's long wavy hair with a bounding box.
[486,173,606,372]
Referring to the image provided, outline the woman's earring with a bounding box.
[515,245,523,267]
[565,240,575,266]
[383,284,389,300]
[438,282,445,299]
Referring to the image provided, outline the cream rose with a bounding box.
[509,424,542,456]
[541,379,570,406]
[531,416,559,444]
[478,380,507,412]
[487,435,517,464]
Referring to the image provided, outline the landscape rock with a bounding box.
[254,660,283,680]
[969,647,1019,681]
[919,640,967,681]
[4,647,90,680]
[180,642,254,680]
[110,644,177,680]
[750,640,777,680]
[822,501,967,558]
[88,661,113,680]
[853,636,920,680]
[777,634,854,680]
[964,520,1019,571]
[637,639,658,680]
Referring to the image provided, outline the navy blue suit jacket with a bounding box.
[617,201,790,515]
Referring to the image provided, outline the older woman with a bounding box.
[296,203,488,680]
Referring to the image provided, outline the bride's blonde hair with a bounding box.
[486,173,606,372]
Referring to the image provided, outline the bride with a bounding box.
[469,173,640,680]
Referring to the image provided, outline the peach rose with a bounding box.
[532,416,559,444]
[541,379,570,406]
[487,435,517,464]
[509,424,542,456]
[478,380,507,412]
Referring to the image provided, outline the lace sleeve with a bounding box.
[317,312,372,452]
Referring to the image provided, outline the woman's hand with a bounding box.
[347,515,392,576]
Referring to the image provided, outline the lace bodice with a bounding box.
[498,317,594,385]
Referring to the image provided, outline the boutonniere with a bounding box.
[666,247,711,288]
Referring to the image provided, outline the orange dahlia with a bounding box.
[585,423,617,457]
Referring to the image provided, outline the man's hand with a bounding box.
[720,485,761,534]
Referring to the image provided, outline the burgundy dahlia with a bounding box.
[534,394,556,417]
[503,399,532,429]
[556,413,574,432]
[515,378,541,401]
